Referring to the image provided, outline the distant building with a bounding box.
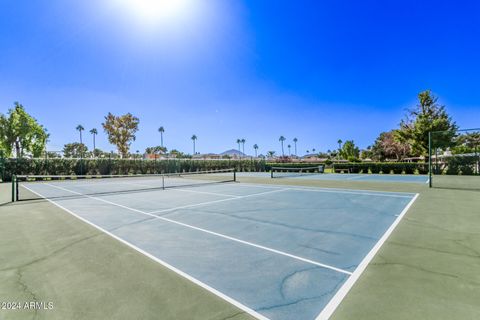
[143,153,165,160]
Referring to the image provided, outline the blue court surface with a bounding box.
[22,178,418,320]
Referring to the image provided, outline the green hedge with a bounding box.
[333,162,428,175]
[265,163,325,171]
[444,156,479,175]
[1,158,267,182]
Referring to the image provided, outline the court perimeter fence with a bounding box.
[429,128,480,190]
[0,158,267,182]
[0,157,439,182]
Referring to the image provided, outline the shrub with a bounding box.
[417,163,429,174]
[2,158,267,181]
[369,163,380,173]
[392,164,404,174]
[403,163,416,174]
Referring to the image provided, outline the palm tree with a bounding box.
[267,151,276,158]
[236,139,241,151]
[279,136,286,156]
[191,135,197,154]
[293,137,298,156]
[158,126,165,147]
[253,144,259,157]
[76,125,84,144]
[287,144,291,155]
[306,150,310,154]
[337,139,343,159]
[89,128,97,153]
[241,138,246,154]
[312,148,316,154]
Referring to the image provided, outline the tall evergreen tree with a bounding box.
[396,90,457,156]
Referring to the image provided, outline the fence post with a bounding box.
[428,131,432,188]
[0,150,4,182]
[11,175,15,202]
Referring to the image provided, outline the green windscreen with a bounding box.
[429,128,480,190]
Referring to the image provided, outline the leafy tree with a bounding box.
[76,125,84,144]
[191,134,197,154]
[339,140,360,160]
[89,128,98,151]
[253,144,259,157]
[396,90,457,156]
[169,149,190,158]
[0,102,49,157]
[360,146,374,160]
[452,132,480,154]
[102,112,140,158]
[63,142,88,158]
[158,126,165,147]
[279,136,286,156]
[293,138,298,155]
[91,148,103,158]
[145,146,167,154]
[46,151,61,158]
[371,130,411,161]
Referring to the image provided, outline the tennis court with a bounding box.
[233,171,429,184]
[272,173,429,184]
[14,172,418,320]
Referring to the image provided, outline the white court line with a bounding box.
[118,180,242,198]
[344,175,366,180]
[41,183,352,276]
[315,193,420,320]
[20,185,268,320]
[147,188,289,214]
[168,188,242,198]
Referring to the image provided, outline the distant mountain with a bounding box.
[220,149,246,156]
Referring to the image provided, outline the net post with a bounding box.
[11,175,15,202]
[428,131,432,188]
[15,175,19,201]
[162,175,165,190]
[270,169,273,179]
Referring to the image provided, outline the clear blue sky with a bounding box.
[1,0,479,156]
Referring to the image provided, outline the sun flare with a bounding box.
[115,0,191,25]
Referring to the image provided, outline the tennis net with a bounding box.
[270,165,324,178]
[13,168,236,201]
